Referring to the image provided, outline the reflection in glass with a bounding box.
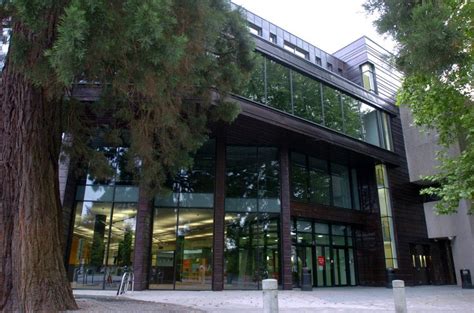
[309,157,330,205]
[70,178,138,290]
[291,153,308,201]
[292,71,323,124]
[236,53,393,150]
[149,208,177,289]
[266,59,292,113]
[224,213,280,289]
[360,103,380,146]
[69,202,112,289]
[238,53,266,103]
[342,95,363,139]
[104,203,137,290]
[331,163,352,209]
[175,209,213,290]
[323,85,343,132]
[226,146,280,213]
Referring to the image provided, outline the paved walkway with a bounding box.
[74,286,474,312]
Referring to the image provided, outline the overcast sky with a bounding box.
[232,0,396,54]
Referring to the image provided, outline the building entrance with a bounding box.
[410,244,432,285]
[291,219,357,287]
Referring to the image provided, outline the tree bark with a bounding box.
[0,16,77,313]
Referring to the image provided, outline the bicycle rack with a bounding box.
[117,271,134,296]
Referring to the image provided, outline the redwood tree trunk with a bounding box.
[0,16,77,313]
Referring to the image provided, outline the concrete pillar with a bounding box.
[392,280,407,313]
[262,279,279,313]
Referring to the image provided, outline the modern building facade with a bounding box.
[59,6,457,291]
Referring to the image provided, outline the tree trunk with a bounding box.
[0,17,78,313]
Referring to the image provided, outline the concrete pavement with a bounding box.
[73,285,474,312]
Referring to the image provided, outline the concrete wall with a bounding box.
[401,104,473,286]
[424,200,474,285]
[399,105,459,184]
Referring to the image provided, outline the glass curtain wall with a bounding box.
[237,53,393,150]
[150,140,215,290]
[290,152,359,210]
[224,146,281,289]
[69,148,138,290]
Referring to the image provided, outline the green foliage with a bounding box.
[3,0,254,195]
[365,0,474,214]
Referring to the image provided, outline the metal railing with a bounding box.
[117,271,134,296]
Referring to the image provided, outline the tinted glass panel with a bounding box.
[266,59,292,113]
[323,85,343,132]
[69,202,112,289]
[331,163,352,209]
[342,95,363,139]
[292,70,323,124]
[360,103,380,146]
[149,208,177,289]
[175,209,213,290]
[239,53,266,103]
[308,157,330,205]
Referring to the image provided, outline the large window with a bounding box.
[237,53,393,150]
[150,140,215,290]
[225,146,280,213]
[224,146,281,289]
[69,147,138,290]
[290,152,359,210]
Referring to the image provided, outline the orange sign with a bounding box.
[318,256,325,266]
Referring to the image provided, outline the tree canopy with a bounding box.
[1,0,254,311]
[364,0,474,214]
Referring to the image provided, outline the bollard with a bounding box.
[262,279,279,313]
[392,280,407,313]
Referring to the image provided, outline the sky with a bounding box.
[232,0,396,54]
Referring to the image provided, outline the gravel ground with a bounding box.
[69,296,205,313]
[73,285,474,313]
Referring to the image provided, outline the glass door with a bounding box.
[333,248,348,286]
[296,246,314,287]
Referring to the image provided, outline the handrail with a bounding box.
[117,271,134,296]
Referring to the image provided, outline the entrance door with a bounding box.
[410,244,431,285]
[315,246,332,287]
[333,248,348,286]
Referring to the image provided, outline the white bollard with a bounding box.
[262,279,279,313]
[392,280,407,313]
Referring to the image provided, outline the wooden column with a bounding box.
[133,187,153,291]
[280,144,293,290]
[212,135,226,291]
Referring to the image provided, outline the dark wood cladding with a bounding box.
[291,201,368,225]
[386,115,431,285]
[232,96,401,166]
[212,135,226,291]
[279,145,292,290]
[133,190,153,291]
